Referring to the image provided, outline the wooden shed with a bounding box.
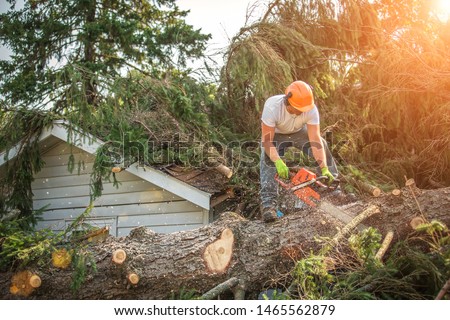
[0,120,211,236]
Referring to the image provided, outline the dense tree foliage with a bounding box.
[0,0,210,110]
[219,0,450,188]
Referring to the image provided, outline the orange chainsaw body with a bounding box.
[276,168,321,207]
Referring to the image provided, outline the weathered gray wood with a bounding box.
[40,201,201,220]
[33,180,161,199]
[34,190,184,210]
[41,141,83,156]
[41,153,95,167]
[32,171,147,189]
[35,163,94,178]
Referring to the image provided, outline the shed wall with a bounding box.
[34,141,208,236]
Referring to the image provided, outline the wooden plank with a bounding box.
[32,174,91,189]
[117,224,203,236]
[33,180,160,200]
[33,169,143,189]
[40,201,201,220]
[33,190,183,210]
[117,211,204,228]
[42,153,95,167]
[42,141,85,156]
[35,163,94,178]
[35,219,66,232]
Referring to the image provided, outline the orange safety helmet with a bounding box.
[285,81,314,112]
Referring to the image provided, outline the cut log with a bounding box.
[375,230,394,261]
[127,273,139,285]
[10,271,40,297]
[111,166,123,173]
[52,248,72,269]
[391,189,401,196]
[211,188,235,208]
[410,217,426,230]
[215,164,233,179]
[1,187,449,300]
[29,274,42,288]
[205,146,232,178]
[203,228,234,274]
[344,176,381,197]
[359,181,381,197]
[112,249,127,265]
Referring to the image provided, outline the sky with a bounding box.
[0,0,270,66]
[177,0,268,53]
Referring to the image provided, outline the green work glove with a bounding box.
[321,166,335,184]
[275,159,289,179]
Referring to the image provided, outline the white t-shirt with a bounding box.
[261,94,320,134]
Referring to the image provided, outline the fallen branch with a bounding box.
[405,177,425,219]
[200,277,240,300]
[375,230,394,261]
[332,205,380,245]
[435,279,450,300]
[132,119,160,143]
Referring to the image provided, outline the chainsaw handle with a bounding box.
[316,176,340,188]
[274,174,292,189]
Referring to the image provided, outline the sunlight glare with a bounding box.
[435,0,450,21]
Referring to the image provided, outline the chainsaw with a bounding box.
[275,167,339,207]
[274,168,367,230]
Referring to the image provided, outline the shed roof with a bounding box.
[0,120,211,210]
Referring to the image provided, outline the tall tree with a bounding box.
[219,0,449,186]
[0,0,210,110]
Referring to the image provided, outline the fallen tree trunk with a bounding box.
[1,186,449,300]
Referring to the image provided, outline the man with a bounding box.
[260,80,338,222]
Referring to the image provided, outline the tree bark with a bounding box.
[1,186,449,300]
